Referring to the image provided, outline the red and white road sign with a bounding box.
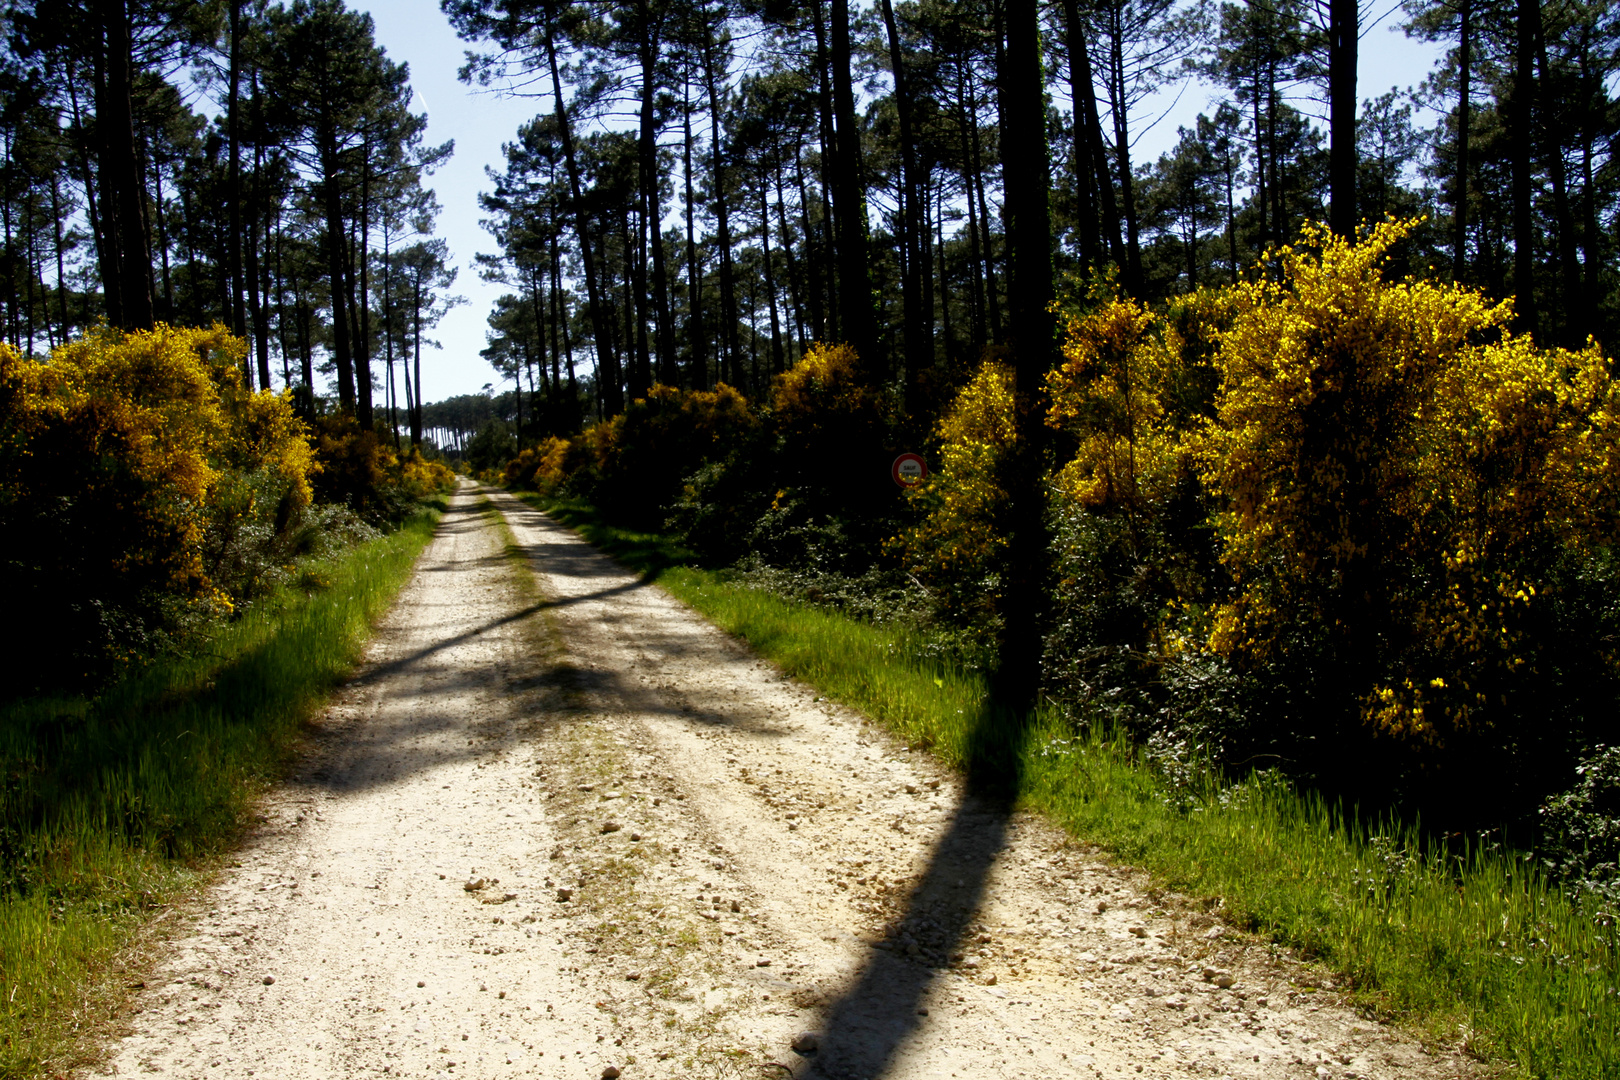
[891,452,929,487]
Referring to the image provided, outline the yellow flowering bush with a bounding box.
[1046,293,1202,513]
[769,342,874,432]
[516,383,761,529]
[1193,218,1620,743]
[897,359,1017,617]
[0,325,319,686]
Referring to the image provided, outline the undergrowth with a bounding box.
[0,498,444,1079]
[522,490,1620,1080]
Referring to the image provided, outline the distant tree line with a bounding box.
[0,0,462,449]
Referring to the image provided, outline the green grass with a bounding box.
[0,499,444,1079]
[520,490,1620,1080]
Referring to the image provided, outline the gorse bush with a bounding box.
[896,218,1620,829]
[510,346,913,569]
[309,414,456,521]
[0,325,316,689]
[1193,221,1620,747]
[895,358,1016,622]
[0,324,455,693]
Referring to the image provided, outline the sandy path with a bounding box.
[88,483,1482,1080]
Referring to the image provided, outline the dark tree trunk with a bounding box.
[1536,25,1582,344]
[996,0,1056,714]
[227,0,246,341]
[1105,5,1143,291]
[1327,0,1358,237]
[963,66,1003,341]
[794,151,827,341]
[554,234,579,426]
[830,0,878,370]
[356,142,375,428]
[318,133,355,411]
[546,11,622,414]
[68,66,113,327]
[151,157,172,317]
[701,34,742,387]
[637,15,677,387]
[683,74,704,388]
[50,173,70,336]
[774,163,807,356]
[879,0,929,405]
[1252,62,1268,248]
[1510,0,1538,339]
[94,0,154,331]
[628,198,652,400]
[759,184,785,374]
[1453,0,1471,281]
[246,140,271,390]
[809,0,840,340]
[935,180,954,356]
[1058,0,1100,268]
[411,275,424,446]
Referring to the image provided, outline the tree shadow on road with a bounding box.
[798,698,1033,1079]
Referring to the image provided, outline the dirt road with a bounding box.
[90,483,1481,1080]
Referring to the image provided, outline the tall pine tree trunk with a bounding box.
[879,0,929,405]
[701,33,742,387]
[1453,0,1471,281]
[227,0,246,345]
[683,74,704,388]
[830,0,878,370]
[1536,25,1582,344]
[1059,0,1100,268]
[95,0,153,331]
[546,11,622,414]
[318,133,355,412]
[996,0,1056,714]
[1510,0,1539,339]
[1327,0,1358,237]
[637,14,677,387]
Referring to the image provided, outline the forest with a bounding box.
[1,0,1619,984]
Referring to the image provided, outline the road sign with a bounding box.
[891,452,928,488]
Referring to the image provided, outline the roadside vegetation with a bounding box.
[510,222,1620,1079]
[0,326,454,1076]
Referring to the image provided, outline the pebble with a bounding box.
[464,878,488,892]
[1129,926,1147,938]
[556,888,573,902]
[601,821,622,834]
[626,971,641,981]
[630,833,642,842]
[417,981,426,988]
[791,1031,819,1053]
[262,975,275,985]
[601,1067,621,1079]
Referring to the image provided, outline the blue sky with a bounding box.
[361,0,1447,402]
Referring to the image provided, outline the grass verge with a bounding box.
[0,499,444,1079]
[522,490,1617,1080]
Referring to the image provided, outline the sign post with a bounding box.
[891,453,928,488]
